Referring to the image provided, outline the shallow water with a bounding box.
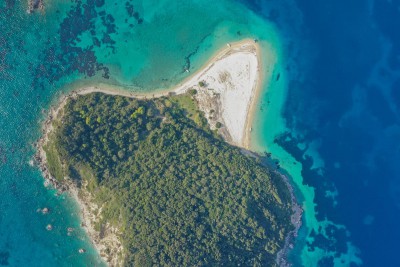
[1,0,398,266]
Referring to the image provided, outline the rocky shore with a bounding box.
[275,171,303,267]
[33,95,70,194]
[33,92,124,267]
[244,150,303,266]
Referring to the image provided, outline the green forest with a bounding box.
[44,92,293,266]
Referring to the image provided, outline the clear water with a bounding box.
[1,0,398,266]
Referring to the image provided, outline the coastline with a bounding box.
[60,38,263,148]
[34,90,125,266]
[34,39,301,266]
[275,171,303,267]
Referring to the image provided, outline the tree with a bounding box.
[188,88,197,95]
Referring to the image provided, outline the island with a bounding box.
[35,40,300,266]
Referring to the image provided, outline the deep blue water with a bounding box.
[243,0,400,266]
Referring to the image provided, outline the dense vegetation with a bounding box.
[45,92,293,266]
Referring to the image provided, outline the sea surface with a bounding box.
[0,0,398,266]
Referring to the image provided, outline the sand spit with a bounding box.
[177,43,260,147]
[73,39,262,149]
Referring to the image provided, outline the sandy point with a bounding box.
[70,38,265,149]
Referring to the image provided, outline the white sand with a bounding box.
[74,39,261,148]
[175,44,259,146]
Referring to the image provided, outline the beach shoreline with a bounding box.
[56,39,263,149]
[34,39,300,266]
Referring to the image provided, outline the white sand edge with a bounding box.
[70,38,262,148]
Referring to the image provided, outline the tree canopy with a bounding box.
[45,92,293,266]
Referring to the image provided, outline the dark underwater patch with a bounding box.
[0,251,9,266]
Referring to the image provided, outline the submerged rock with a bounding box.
[41,207,49,214]
[27,0,44,13]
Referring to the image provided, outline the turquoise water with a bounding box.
[0,0,377,266]
[250,44,362,266]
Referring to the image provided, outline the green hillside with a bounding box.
[45,92,293,266]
